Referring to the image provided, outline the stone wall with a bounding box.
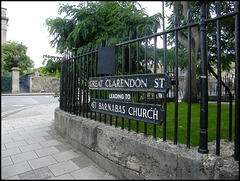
[54,107,239,180]
[31,76,60,93]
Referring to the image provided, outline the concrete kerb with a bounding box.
[54,107,239,180]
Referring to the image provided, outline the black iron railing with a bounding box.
[59,2,239,161]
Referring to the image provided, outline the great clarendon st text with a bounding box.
[88,77,165,89]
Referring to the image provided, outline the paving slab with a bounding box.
[1,156,13,167]
[19,143,43,152]
[1,102,115,180]
[35,146,60,157]
[48,160,79,177]
[11,150,38,164]
[52,150,79,162]
[2,147,21,158]
[70,165,115,179]
[28,155,57,169]
[1,162,32,179]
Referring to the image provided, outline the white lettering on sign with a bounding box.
[154,78,165,89]
[90,99,164,125]
[104,78,147,88]
[128,107,159,120]
[109,92,131,101]
[88,73,172,93]
[88,80,103,88]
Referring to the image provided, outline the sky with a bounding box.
[1,1,172,69]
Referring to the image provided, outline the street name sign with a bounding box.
[88,73,172,93]
[90,98,164,125]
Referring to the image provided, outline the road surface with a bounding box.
[1,95,59,118]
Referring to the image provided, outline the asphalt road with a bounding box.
[1,95,59,118]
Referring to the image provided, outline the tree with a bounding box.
[45,1,161,53]
[40,55,62,77]
[165,1,235,103]
[1,41,34,75]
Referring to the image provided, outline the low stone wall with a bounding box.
[31,77,60,93]
[54,107,239,179]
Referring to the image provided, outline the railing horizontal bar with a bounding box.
[204,11,238,24]
[115,22,199,46]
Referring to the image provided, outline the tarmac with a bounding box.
[1,97,116,180]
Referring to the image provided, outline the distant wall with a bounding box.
[31,76,60,93]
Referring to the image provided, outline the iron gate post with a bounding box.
[198,2,209,154]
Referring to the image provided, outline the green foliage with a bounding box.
[1,48,8,76]
[40,55,62,77]
[148,45,189,72]
[45,1,161,53]
[165,1,235,73]
[1,41,34,75]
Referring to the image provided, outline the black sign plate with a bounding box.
[109,92,132,101]
[98,46,115,75]
[90,98,164,125]
[89,73,171,93]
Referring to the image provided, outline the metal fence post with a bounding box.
[60,55,65,110]
[71,48,77,114]
[234,0,239,161]
[198,2,209,154]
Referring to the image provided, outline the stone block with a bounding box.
[54,107,239,180]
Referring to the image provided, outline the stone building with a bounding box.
[1,7,9,44]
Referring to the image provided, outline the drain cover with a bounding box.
[39,172,51,180]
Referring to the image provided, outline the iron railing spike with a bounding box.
[137,27,140,38]
[174,14,178,27]
[105,39,108,46]
[187,9,192,23]
[122,32,125,41]
[153,21,157,33]
[216,1,221,16]
[129,30,132,40]
[145,25,148,35]
[234,1,239,11]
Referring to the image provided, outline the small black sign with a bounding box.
[109,92,132,101]
[89,73,172,93]
[90,98,164,125]
[98,46,115,75]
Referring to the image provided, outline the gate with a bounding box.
[19,75,30,93]
[59,2,239,161]
[1,75,12,92]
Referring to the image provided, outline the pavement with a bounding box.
[1,101,116,180]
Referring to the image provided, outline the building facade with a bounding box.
[1,7,9,44]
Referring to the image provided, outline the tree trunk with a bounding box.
[173,1,199,103]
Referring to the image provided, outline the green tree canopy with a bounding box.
[45,1,161,53]
[166,1,235,73]
[165,1,236,102]
[39,55,62,77]
[1,41,34,75]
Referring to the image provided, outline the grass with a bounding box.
[111,102,235,147]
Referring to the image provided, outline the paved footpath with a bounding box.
[1,103,115,180]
